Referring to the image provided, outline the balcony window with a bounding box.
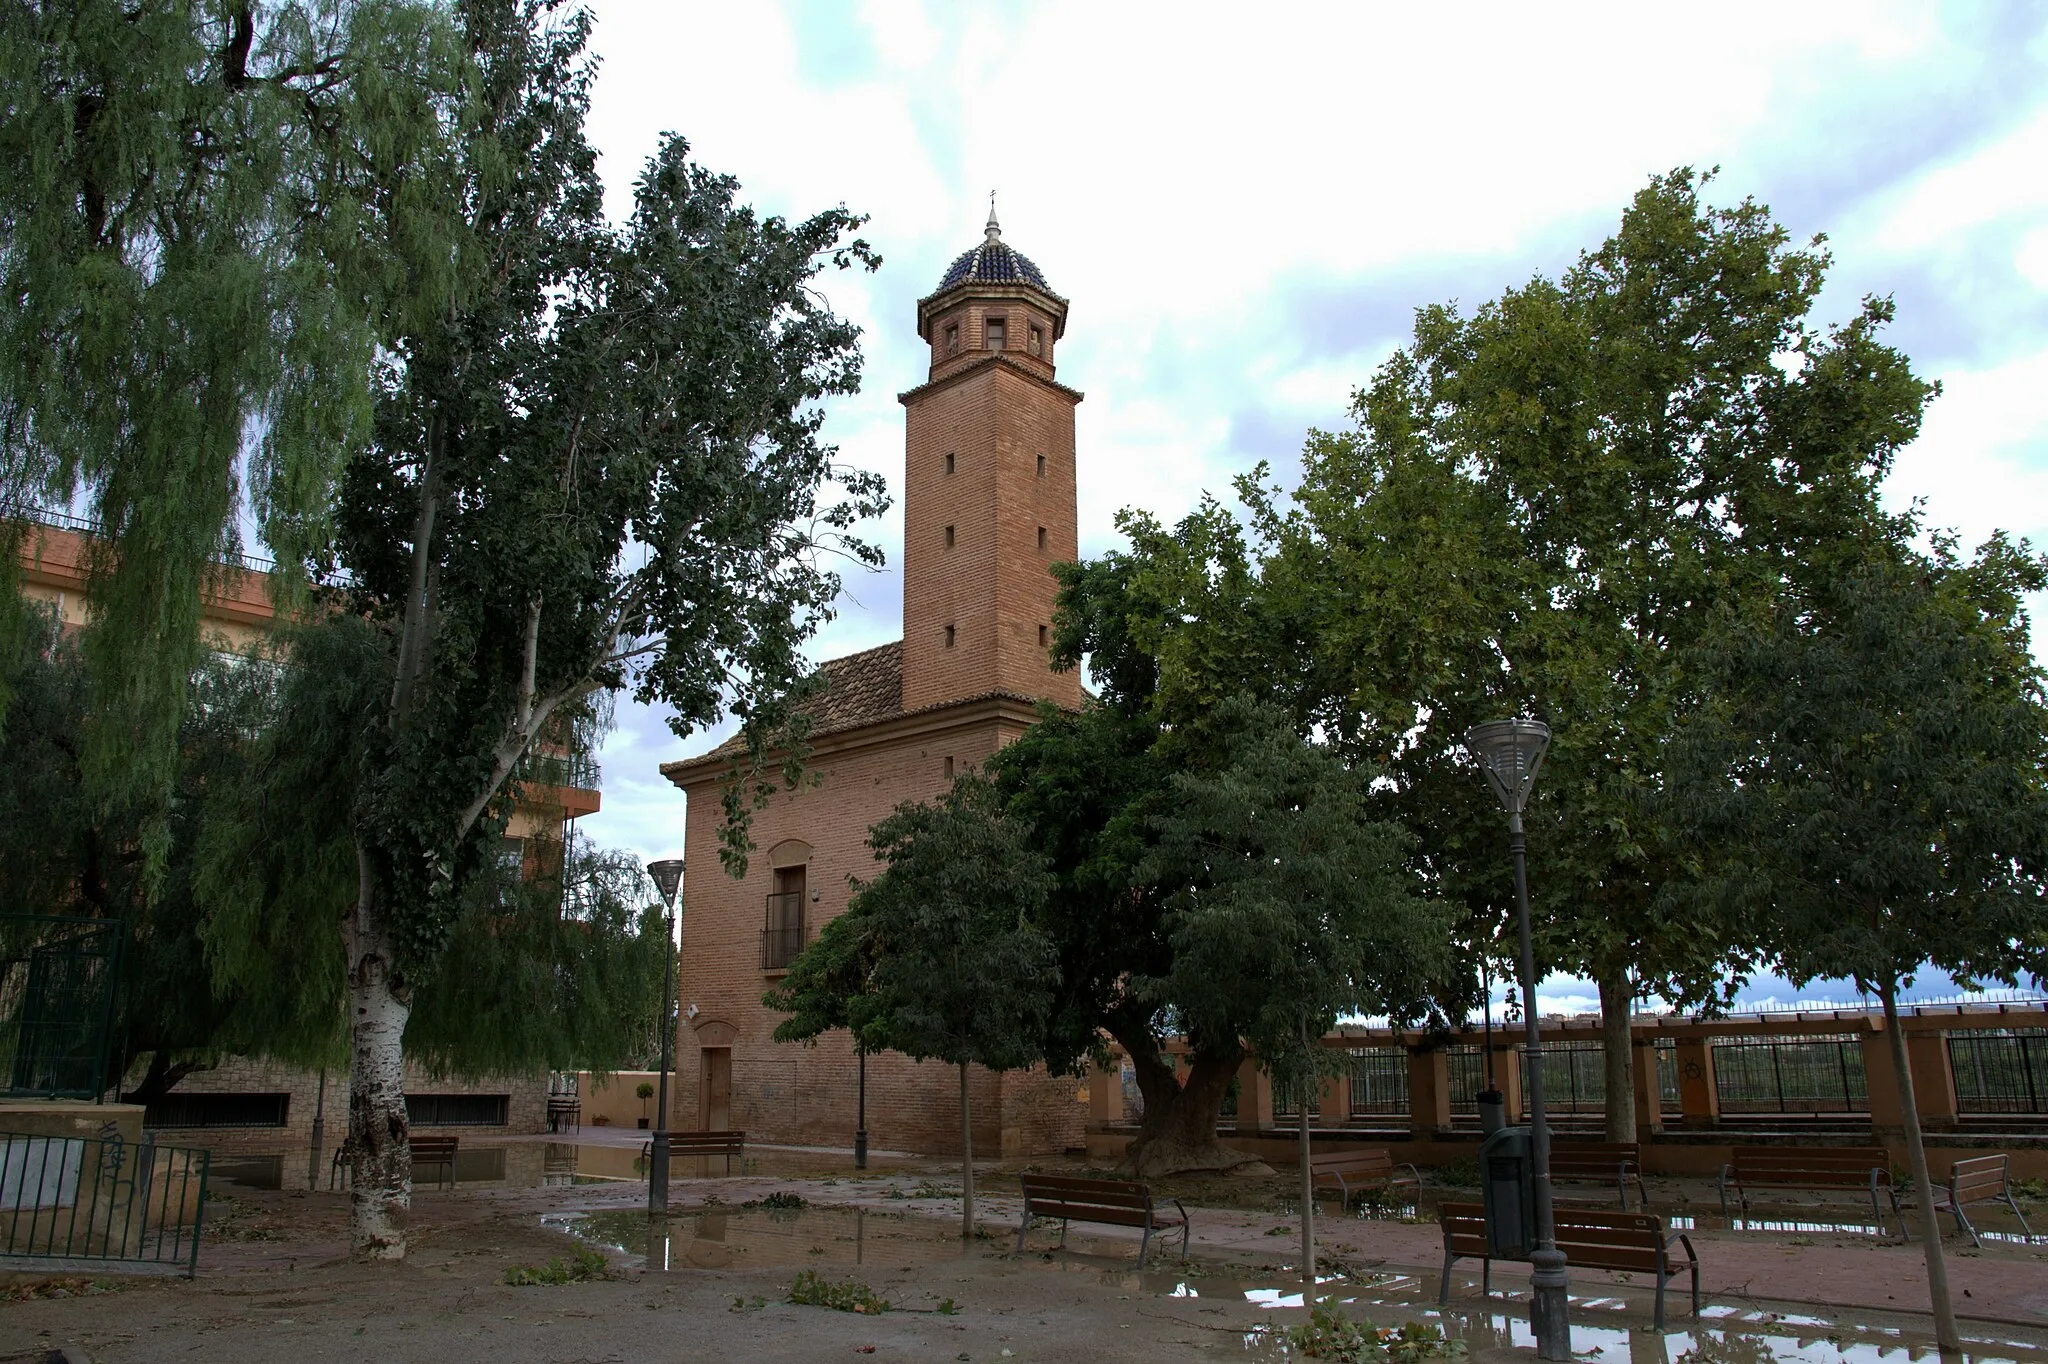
[761,867,806,970]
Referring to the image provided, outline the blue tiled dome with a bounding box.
[935,208,1053,294]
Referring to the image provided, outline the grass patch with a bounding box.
[1285,1304,1465,1363]
[503,1248,611,1286]
[787,1269,890,1314]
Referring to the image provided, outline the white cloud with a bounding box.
[574,1,2048,867]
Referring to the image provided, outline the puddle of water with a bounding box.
[1222,1276,2048,1363]
[196,1141,912,1192]
[549,1204,1004,1272]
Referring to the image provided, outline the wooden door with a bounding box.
[703,1047,732,1130]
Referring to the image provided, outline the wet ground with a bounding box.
[4,1149,2043,1361]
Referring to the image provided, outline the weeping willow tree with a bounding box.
[0,602,665,1103]
[0,1,464,830]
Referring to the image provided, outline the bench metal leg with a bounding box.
[1138,1225,1151,1269]
[1016,1211,1031,1255]
[1437,1246,1454,1307]
[1653,1276,1666,1333]
[2005,1194,2034,1244]
[1953,1203,1979,1251]
[1481,1256,1491,1299]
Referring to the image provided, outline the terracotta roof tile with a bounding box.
[697,640,903,762]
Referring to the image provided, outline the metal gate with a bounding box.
[2,916,124,1099]
[0,1129,209,1276]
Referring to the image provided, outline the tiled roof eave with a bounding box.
[897,353,1085,407]
[659,688,1072,788]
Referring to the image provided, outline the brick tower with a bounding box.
[658,206,1089,1159]
[899,205,1083,712]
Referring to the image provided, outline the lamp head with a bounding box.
[1464,718,1551,816]
[646,858,685,907]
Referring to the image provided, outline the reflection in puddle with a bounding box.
[551,1205,997,1273]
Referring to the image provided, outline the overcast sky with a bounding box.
[572,1,2048,1013]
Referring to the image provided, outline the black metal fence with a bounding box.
[1712,1033,1868,1114]
[0,1130,209,1276]
[1948,1029,2047,1115]
[1347,1048,1409,1117]
[1,916,123,1099]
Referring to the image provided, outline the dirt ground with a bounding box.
[3,1156,2046,1364]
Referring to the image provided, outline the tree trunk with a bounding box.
[958,1061,974,1241]
[1598,964,1636,1143]
[1881,976,1960,1354]
[1298,1025,1316,1288]
[1118,1038,1269,1178]
[346,850,412,1260]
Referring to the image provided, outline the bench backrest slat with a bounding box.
[1020,1174,1154,1215]
[1949,1155,2008,1200]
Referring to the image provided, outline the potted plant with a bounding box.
[636,1081,655,1129]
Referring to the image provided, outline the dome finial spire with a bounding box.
[985,191,1001,243]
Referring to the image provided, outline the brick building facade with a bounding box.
[661,210,1088,1157]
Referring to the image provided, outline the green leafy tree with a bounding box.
[768,778,1055,1238]
[1667,535,2048,1354]
[992,537,1450,1177]
[1144,697,1451,1279]
[0,0,461,821]
[0,604,665,1104]
[1255,168,1936,1138]
[245,2,885,1257]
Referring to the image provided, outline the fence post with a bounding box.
[1496,1041,1524,1120]
[1088,1057,1123,1128]
[1861,1026,1904,1134]
[1906,1029,1958,1130]
[1674,1038,1718,1128]
[1318,1065,1348,1127]
[1238,1058,1272,1135]
[1631,1038,1665,1136]
[1408,1043,1453,1137]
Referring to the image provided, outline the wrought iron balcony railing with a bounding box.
[760,892,806,971]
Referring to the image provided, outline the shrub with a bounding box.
[787,1270,890,1314]
[504,1249,611,1286]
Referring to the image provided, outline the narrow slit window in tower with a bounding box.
[1038,624,1049,647]
[945,525,955,548]
[945,452,955,475]
[944,756,955,779]
[1036,454,1046,477]
[944,624,955,649]
[1037,526,1047,551]
[985,317,1005,350]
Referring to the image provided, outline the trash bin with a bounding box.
[1479,1124,1536,1260]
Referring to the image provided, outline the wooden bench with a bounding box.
[1014,1174,1189,1267]
[642,1129,746,1174]
[1550,1140,1648,1209]
[328,1135,461,1190]
[1308,1148,1420,1208]
[1438,1201,1698,1331]
[1921,1154,2036,1248]
[1717,1146,1897,1231]
[409,1136,460,1189]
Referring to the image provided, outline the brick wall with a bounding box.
[130,1056,549,1152]
[671,705,1081,1156]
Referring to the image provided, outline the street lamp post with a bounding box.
[646,858,685,1219]
[855,1044,869,1171]
[1465,718,1570,1361]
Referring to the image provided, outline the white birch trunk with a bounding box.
[346,849,412,1259]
